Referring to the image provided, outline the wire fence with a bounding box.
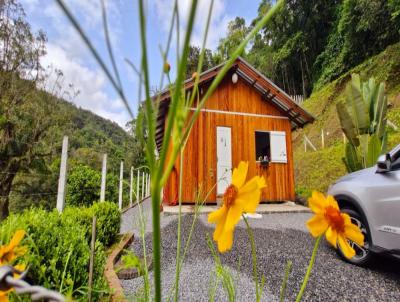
[0,265,65,301]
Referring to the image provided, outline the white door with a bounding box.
[217,127,232,195]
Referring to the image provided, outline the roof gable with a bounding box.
[155,57,315,149]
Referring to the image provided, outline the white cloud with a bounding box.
[41,43,130,127]
[21,0,131,127]
[153,0,232,50]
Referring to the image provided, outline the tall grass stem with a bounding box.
[295,235,322,302]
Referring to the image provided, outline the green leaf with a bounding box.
[336,102,359,146]
[374,82,387,139]
[346,74,370,133]
[359,134,369,168]
[366,134,381,167]
[344,142,362,172]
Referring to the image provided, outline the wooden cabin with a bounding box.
[156,57,314,205]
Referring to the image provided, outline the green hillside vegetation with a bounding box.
[8,93,143,213]
[293,43,400,197]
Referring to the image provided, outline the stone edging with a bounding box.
[104,232,134,302]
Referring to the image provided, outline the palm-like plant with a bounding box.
[337,74,388,172]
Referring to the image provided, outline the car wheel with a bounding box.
[336,208,372,266]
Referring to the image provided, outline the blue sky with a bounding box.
[21,0,260,127]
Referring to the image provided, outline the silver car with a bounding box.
[328,144,400,265]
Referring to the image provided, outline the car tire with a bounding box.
[336,208,372,266]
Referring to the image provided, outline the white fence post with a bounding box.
[144,173,148,198]
[118,161,123,210]
[147,174,150,196]
[129,167,133,207]
[56,136,68,213]
[100,154,107,202]
[304,135,317,151]
[136,169,140,203]
[321,129,325,149]
[388,119,398,131]
[141,171,145,201]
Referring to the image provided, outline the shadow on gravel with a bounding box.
[128,215,400,302]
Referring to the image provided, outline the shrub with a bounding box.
[91,202,120,247]
[0,202,120,300]
[66,163,130,207]
[62,202,120,247]
[66,164,101,207]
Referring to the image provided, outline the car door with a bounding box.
[367,150,400,250]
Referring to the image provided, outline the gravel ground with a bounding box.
[120,200,400,301]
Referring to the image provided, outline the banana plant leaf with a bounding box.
[366,134,381,167]
[337,102,359,146]
[344,142,362,172]
[346,74,370,134]
[374,83,387,139]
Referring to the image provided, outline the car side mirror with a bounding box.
[376,153,391,173]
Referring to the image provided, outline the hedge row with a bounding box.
[0,202,120,301]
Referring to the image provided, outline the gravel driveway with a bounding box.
[120,200,400,301]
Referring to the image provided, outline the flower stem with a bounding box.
[279,260,292,302]
[150,182,162,302]
[173,149,184,302]
[242,215,260,302]
[295,235,323,302]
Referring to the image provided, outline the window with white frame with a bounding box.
[254,131,287,163]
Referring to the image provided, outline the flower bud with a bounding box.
[163,62,171,73]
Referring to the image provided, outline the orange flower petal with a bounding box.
[306,214,329,237]
[0,289,11,302]
[213,217,226,242]
[308,191,328,214]
[217,229,233,253]
[338,235,355,259]
[325,226,338,248]
[9,230,25,249]
[208,205,228,224]
[326,195,339,210]
[224,203,243,232]
[236,178,262,213]
[231,161,248,189]
[344,224,364,247]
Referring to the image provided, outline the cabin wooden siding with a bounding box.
[163,75,295,204]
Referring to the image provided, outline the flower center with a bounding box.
[325,206,345,232]
[223,185,238,207]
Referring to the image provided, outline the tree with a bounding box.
[0,0,50,219]
[313,0,400,89]
[215,17,249,63]
[248,0,339,96]
[185,45,216,79]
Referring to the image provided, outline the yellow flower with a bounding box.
[208,161,266,253]
[306,191,364,259]
[0,230,26,265]
[0,289,10,302]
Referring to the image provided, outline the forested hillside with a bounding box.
[189,0,400,98]
[293,42,400,196]
[0,1,144,217]
[7,94,144,213]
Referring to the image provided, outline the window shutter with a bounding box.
[270,131,287,163]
